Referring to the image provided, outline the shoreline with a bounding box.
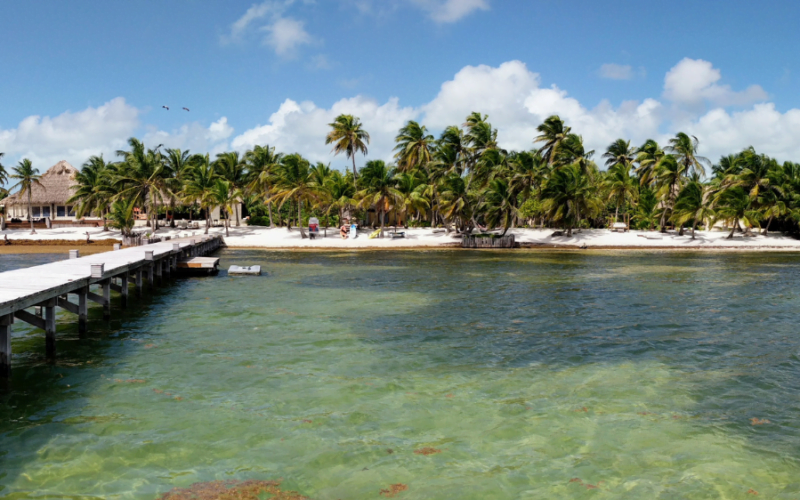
[3,226,800,253]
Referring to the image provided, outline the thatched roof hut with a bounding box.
[1,160,79,207]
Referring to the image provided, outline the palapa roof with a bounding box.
[1,160,79,206]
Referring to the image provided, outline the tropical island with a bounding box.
[1,112,799,250]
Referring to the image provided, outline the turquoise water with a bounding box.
[1,250,800,498]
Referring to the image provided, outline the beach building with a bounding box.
[0,161,86,223]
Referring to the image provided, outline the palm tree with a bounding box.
[323,169,355,228]
[714,186,761,238]
[603,139,637,172]
[9,159,42,234]
[357,160,398,238]
[271,153,319,238]
[603,163,638,223]
[68,155,114,231]
[654,155,686,229]
[635,139,665,187]
[182,154,219,234]
[163,148,193,227]
[245,144,283,227]
[394,121,435,172]
[393,170,429,229]
[214,151,247,226]
[211,179,240,237]
[325,114,370,188]
[667,132,710,178]
[114,138,168,233]
[481,178,516,236]
[439,173,471,232]
[0,152,7,186]
[534,115,572,167]
[107,198,136,236]
[540,163,601,236]
[671,181,714,238]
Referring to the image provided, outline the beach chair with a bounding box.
[611,222,628,232]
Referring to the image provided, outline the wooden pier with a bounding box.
[0,235,223,377]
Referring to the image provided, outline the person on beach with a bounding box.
[340,220,349,239]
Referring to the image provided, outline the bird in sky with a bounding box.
[162,105,169,110]
[182,107,190,112]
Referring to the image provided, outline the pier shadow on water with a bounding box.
[2,249,800,498]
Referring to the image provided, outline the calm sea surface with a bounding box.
[1,249,800,498]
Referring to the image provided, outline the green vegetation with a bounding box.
[11,112,800,238]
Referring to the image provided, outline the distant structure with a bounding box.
[0,161,82,221]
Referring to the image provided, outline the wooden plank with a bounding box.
[14,309,46,330]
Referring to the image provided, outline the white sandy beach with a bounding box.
[4,225,800,250]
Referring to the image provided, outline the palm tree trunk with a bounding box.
[379,206,385,238]
[691,220,697,239]
[727,218,738,239]
[204,207,210,234]
[268,197,275,228]
[103,207,109,232]
[764,216,774,235]
[28,190,35,234]
[225,212,230,237]
[614,205,619,223]
[298,199,306,238]
[234,200,240,227]
[352,156,358,191]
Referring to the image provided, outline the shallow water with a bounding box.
[2,249,800,498]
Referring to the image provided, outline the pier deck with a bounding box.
[0,235,223,377]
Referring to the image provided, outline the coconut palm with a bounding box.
[210,179,240,237]
[114,138,168,233]
[541,163,601,236]
[323,169,355,227]
[603,139,637,172]
[0,152,7,186]
[9,159,42,234]
[394,121,435,172]
[214,151,247,226]
[481,178,516,236]
[271,153,319,238]
[245,144,283,227]
[635,139,665,187]
[714,186,761,238]
[671,181,714,238]
[667,132,710,178]
[393,170,429,229]
[325,114,370,188]
[107,198,136,236]
[68,155,115,231]
[182,154,219,234]
[439,173,471,232]
[603,163,638,223]
[357,160,398,238]
[437,126,469,176]
[556,134,595,176]
[163,148,193,227]
[654,155,686,229]
[534,115,572,167]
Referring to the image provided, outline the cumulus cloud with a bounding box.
[262,16,313,56]
[409,0,490,23]
[222,0,315,57]
[599,63,634,80]
[0,97,140,171]
[143,117,234,158]
[663,58,768,108]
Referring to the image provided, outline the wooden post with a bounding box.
[135,268,143,297]
[44,298,56,358]
[0,314,12,378]
[155,259,163,286]
[78,286,88,334]
[102,279,111,320]
[147,264,154,290]
[163,258,171,280]
[120,273,129,308]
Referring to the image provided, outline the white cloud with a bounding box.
[409,0,489,22]
[262,16,313,56]
[0,97,139,172]
[231,96,417,167]
[222,1,285,44]
[599,63,633,80]
[143,117,234,158]
[663,58,768,108]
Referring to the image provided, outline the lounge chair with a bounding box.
[390,231,405,239]
[610,222,628,232]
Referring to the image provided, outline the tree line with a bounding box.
[2,112,800,239]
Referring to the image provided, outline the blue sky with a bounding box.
[1,0,799,177]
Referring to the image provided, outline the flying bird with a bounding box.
[162,105,169,110]
[182,107,190,112]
